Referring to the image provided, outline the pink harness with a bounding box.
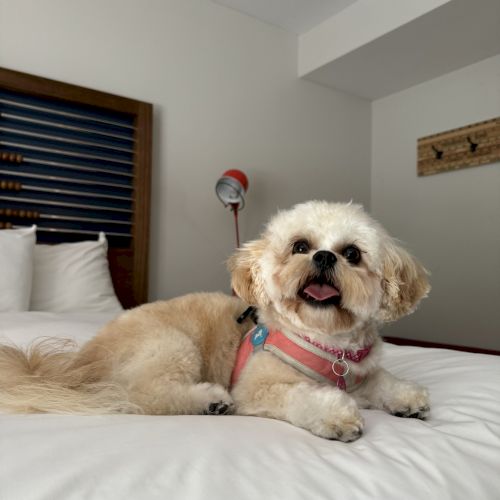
[231,325,371,392]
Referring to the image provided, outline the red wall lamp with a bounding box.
[215,169,248,248]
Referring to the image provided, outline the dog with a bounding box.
[0,201,430,441]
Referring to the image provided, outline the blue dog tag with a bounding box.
[251,325,269,346]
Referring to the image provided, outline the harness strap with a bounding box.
[231,325,368,392]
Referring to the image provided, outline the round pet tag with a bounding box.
[251,325,269,346]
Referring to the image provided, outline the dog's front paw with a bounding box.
[312,394,364,442]
[385,382,430,420]
[323,413,364,443]
[288,386,364,442]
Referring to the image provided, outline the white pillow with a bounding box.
[0,225,36,312]
[30,232,123,313]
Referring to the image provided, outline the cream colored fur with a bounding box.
[0,201,430,441]
[0,294,250,415]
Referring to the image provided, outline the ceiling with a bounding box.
[212,0,500,100]
[212,0,359,34]
[304,0,500,99]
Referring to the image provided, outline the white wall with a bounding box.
[372,55,500,350]
[0,0,371,300]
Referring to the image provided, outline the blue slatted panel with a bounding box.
[0,88,135,243]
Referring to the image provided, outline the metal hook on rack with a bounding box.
[431,145,443,160]
[466,136,478,153]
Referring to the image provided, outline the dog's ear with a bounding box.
[378,240,430,322]
[227,239,269,306]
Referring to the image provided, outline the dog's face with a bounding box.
[228,201,430,335]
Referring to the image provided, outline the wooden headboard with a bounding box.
[0,67,152,308]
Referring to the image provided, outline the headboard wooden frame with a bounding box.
[0,67,152,308]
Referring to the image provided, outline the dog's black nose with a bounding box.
[313,250,337,269]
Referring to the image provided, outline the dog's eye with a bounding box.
[342,245,361,265]
[292,240,310,254]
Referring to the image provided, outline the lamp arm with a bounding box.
[231,203,241,248]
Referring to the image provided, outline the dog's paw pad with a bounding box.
[204,400,234,415]
[328,425,363,442]
[393,409,408,417]
[344,426,363,442]
[393,405,430,420]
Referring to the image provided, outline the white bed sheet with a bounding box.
[1,312,499,500]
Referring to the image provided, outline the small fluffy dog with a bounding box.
[0,201,430,441]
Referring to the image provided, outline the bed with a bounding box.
[0,312,499,500]
[2,68,500,500]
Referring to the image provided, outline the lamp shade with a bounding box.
[215,169,248,210]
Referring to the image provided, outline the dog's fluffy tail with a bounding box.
[0,338,140,414]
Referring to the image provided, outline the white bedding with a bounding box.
[1,313,499,500]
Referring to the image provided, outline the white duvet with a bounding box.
[1,312,499,500]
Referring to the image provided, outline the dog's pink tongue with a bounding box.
[304,283,339,301]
